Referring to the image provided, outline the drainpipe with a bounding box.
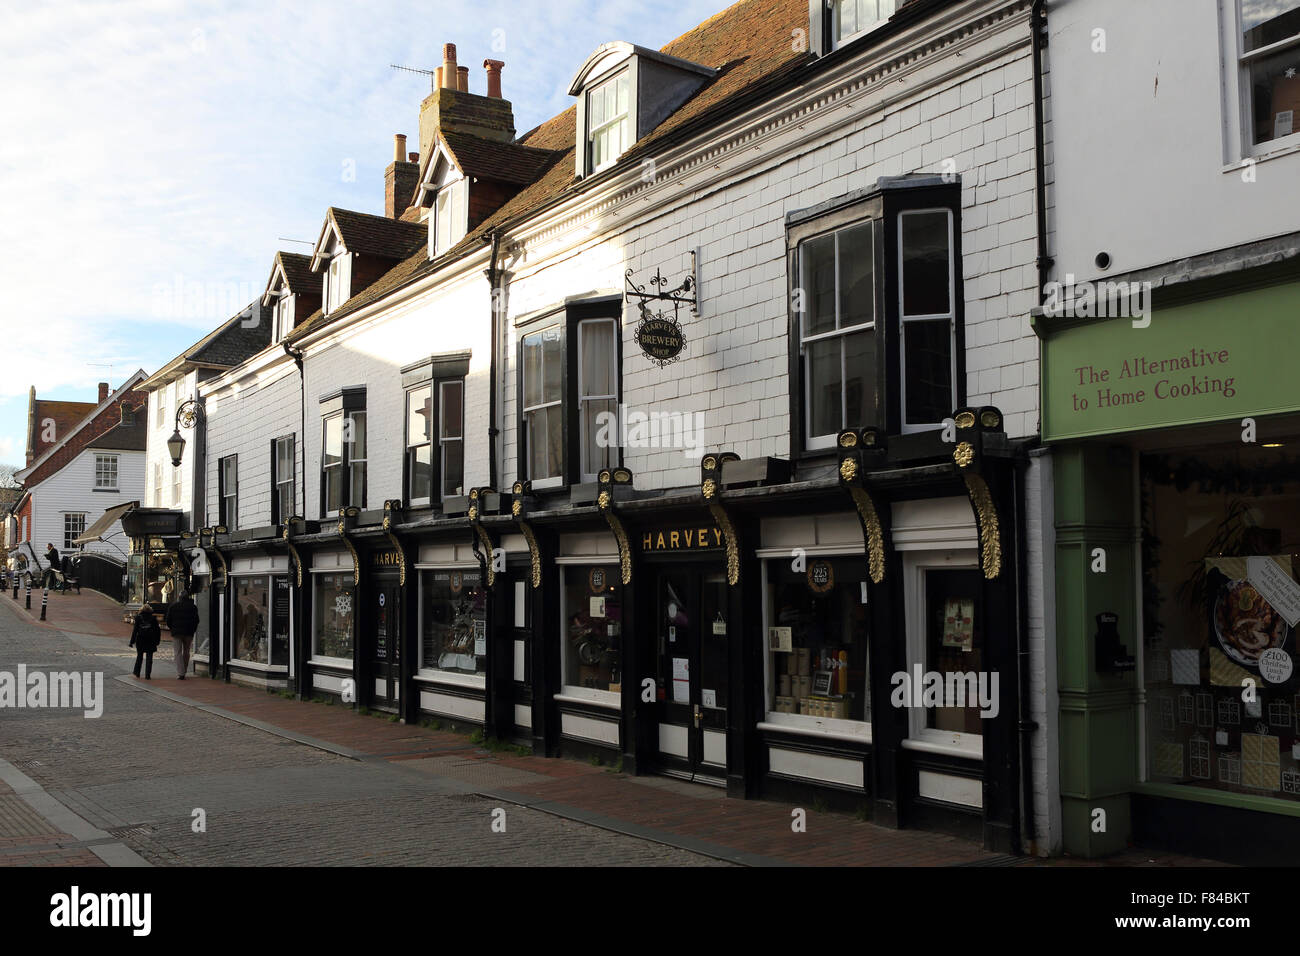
[483,231,502,489]
[283,341,306,517]
[1022,0,1050,854]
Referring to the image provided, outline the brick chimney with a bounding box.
[385,133,420,219]
[98,382,109,403]
[484,59,504,98]
[417,42,516,162]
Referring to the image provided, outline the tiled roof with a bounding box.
[327,208,427,260]
[142,300,273,390]
[276,252,317,295]
[290,0,817,340]
[441,130,563,185]
[87,417,147,452]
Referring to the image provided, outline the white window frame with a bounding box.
[586,70,632,173]
[434,179,466,256]
[577,318,618,482]
[347,411,367,509]
[438,380,464,499]
[172,457,182,506]
[405,384,433,508]
[220,455,238,532]
[155,389,166,429]
[321,411,365,515]
[63,513,85,552]
[897,208,957,435]
[274,435,295,522]
[521,324,565,489]
[831,0,897,50]
[900,548,983,759]
[557,559,622,708]
[274,293,293,342]
[415,563,487,686]
[95,453,119,490]
[1224,0,1300,160]
[799,223,876,451]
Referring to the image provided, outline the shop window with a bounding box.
[320,389,366,517]
[63,513,85,552]
[1234,0,1300,151]
[232,575,289,667]
[788,180,962,450]
[313,571,354,661]
[766,557,871,724]
[1141,444,1300,802]
[562,564,622,697]
[419,569,486,676]
[219,455,238,531]
[272,435,295,524]
[517,304,621,488]
[95,454,119,490]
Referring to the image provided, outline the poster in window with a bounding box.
[807,560,834,594]
[942,598,974,651]
[768,626,792,652]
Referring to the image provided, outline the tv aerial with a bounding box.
[390,63,438,92]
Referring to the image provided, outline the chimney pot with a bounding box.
[456,65,469,92]
[441,43,458,89]
[434,66,444,89]
[394,133,407,163]
[408,151,419,162]
[98,382,109,403]
[484,59,504,98]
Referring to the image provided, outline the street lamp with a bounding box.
[169,398,204,467]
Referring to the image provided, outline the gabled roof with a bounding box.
[87,416,147,452]
[28,398,94,463]
[438,130,563,186]
[262,251,316,306]
[291,0,815,342]
[567,41,715,95]
[310,207,427,270]
[140,301,272,391]
[17,371,149,483]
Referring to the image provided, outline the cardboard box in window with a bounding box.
[1271,74,1300,139]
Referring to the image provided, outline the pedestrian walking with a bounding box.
[164,590,200,680]
[42,543,61,590]
[129,607,161,680]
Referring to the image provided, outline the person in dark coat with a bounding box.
[129,607,162,679]
[43,544,62,589]
[164,591,200,680]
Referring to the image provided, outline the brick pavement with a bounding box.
[3,588,1226,866]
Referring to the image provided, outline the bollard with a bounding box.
[25,581,31,609]
[11,580,16,600]
[39,588,48,621]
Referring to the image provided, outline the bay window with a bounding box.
[401,353,469,506]
[319,387,366,516]
[898,209,956,432]
[578,318,617,481]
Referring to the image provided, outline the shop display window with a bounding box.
[1142,446,1300,801]
[766,557,869,723]
[562,564,622,694]
[313,572,354,661]
[420,569,486,676]
[232,575,289,666]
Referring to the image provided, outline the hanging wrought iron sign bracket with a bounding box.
[626,264,695,368]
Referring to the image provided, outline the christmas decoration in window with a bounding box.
[1218,753,1242,785]
[1195,692,1213,728]
[1241,732,1281,791]
[1218,698,1240,726]
[1177,690,1195,725]
[1189,735,1211,780]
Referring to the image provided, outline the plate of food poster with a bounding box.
[1213,578,1291,670]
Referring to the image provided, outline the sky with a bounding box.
[0,0,724,468]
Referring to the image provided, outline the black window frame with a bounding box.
[218,454,238,531]
[515,297,622,490]
[786,178,965,457]
[400,353,470,508]
[318,386,367,518]
[271,433,296,525]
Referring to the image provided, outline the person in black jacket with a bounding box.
[129,607,161,679]
[164,591,200,680]
[43,544,61,589]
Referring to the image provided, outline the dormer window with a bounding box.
[832,0,896,47]
[433,179,466,255]
[569,42,714,179]
[273,293,293,342]
[586,71,631,171]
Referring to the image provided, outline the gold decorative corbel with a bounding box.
[468,488,496,588]
[951,407,1004,580]
[700,454,741,586]
[836,429,888,584]
[337,508,361,586]
[282,522,304,588]
[510,481,541,589]
[382,500,407,586]
[962,473,1002,580]
[597,469,635,586]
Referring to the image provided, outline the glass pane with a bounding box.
[278,485,294,521]
[583,397,616,476]
[420,570,486,674]
[440,381,463,439]
[838,223,874,328]
[522,332,544,408]
[324,466,341,514]
[407,386,431,445]
[234,576,270,664]
[526,412,552,481]
[924,569,985,736]
[1242,0,1300,52]
[442,440,464,497]
[901,210,951,316]
[581,320,615,397]
[844,329,877,429]
[806,337,842,438]
[277,438,294,473]
[545,404,564,478]
[542,326,563,402]
[1248,45,1300,146]
[348,412,366,461]
[314,573,354,660]
[589,85,605,126]
[767,558,870,721]
[837,0,856,39]
[565,566,621,691]
[617,74,629,114]
[410,444,432,501]
[904,318,953,426]
[323,417,341,464]
[802,234,837,337]
[350,461,366,508]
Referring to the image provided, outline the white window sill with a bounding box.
[229,659,288,672]
[758,716,871,745]
[901,734,983,760]
[1222,137,1300,172]
[555,688,621,710]
[309,656,353,669]
[415,669,485,689]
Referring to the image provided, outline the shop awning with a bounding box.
[72,501,138,546]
